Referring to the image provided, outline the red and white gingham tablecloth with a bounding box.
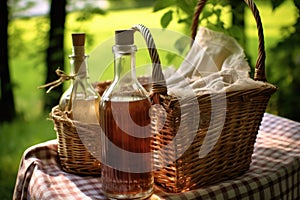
[13,113,300,200]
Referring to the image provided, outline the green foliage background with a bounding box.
[1,0,299,199]
[154,0,300,121]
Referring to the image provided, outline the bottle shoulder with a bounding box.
[102,80,149,101]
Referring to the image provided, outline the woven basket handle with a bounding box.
[191,0,266,82]
[132,24,168,100]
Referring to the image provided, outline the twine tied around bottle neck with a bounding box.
[38,68,76,93]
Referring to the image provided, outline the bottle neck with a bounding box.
[113,44,137,84]
[69,54,89,81]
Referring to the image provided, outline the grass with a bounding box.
[0,115,55,199]
[0,1,297,199]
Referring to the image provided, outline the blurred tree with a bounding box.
[0,0,16,122]
[42,0,106,111]
[7,0,106,113]
[43,0,67,111]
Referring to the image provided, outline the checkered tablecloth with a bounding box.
[13,113,300,200]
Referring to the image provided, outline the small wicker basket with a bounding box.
[51,106,100,175]
[48,33,110,175]
[149,0,277,192]
[50,79,111,175]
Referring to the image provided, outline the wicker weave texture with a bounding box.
[152,87,276,192]
[51,106,101,175]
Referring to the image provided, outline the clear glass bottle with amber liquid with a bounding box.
[99,29,153,199]
[59,33,100,123]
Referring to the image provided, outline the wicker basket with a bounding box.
[51,107,100,175]
[50,81,111,175]
[148,0,277,193]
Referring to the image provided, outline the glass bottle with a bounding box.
[100,29,153,199]
[59,33,100,123]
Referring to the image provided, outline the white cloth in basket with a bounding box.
[165,27,267,97]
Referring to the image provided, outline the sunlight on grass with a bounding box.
[65,8,188,82]
[65,7,186,52]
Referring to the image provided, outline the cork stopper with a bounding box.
[115,29,134,45]
[72,33,85,46]
[71,33,86,74]
[71,33,85,57]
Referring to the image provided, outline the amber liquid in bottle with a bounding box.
[100,29,153,199]
[100,97,153,199]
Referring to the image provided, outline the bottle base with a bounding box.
[103,187,153,200]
